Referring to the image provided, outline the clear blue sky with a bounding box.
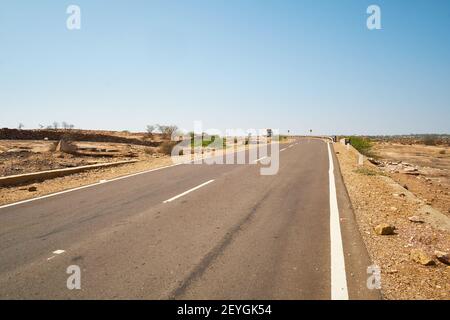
[1,0,449,135]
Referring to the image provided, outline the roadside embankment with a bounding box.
[0,160,139,187]
[334,142,450,300]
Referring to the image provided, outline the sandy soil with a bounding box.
[335,142,450,300]
[372,143,450,217]
[0,140,149,176]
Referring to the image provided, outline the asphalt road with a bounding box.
[0,139,380,299]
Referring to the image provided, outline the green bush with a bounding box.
[348,136,374,157]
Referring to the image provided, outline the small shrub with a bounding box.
[423,136,438,146]
[159,141,177,155]
[349,137,374,157]
[439,149,446,155]
[354,168,379,176]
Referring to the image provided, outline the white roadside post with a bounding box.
[358,154,364,166]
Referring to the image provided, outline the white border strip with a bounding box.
[0,163,182,210]
[253,156,267,163]
[327,142,349,300]
[163,179,215,203]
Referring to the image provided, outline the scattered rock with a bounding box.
[374,223,396,235]
[55,140,77,154]
[28,186,37,192]
[390,206,398,212]
[434,251,450,265]
[386,269,399,274]
[404,171,420,176]
[410,249,436,266]
[408,216,425,223]
[392,192,406,198]
[403,184,409,190]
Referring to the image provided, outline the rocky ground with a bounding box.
[335,142,450,300]
[0,155,173,206]
[0,140,149,176]
[371,143,450,218]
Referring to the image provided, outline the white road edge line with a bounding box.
[163,179,215,203]
[0,163,183,210]
[0,145,259,210]
[327,142,349,300]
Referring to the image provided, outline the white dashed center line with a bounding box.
[163,180,215,203]
[253,156,267,163]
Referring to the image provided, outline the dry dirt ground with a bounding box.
[335,142,450,300]
[0,140,148,176]
[372,143,450,217]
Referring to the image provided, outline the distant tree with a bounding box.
[156,124,179,140]
[18,123,24,130]
[60,122,74,130]
[146,125,156,138]
[53,122,59,130]
[38,124,44,129]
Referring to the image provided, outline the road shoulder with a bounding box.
[334,142,450,300]
[330,143,381,300]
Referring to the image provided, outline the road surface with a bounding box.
[0,139,380,299]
